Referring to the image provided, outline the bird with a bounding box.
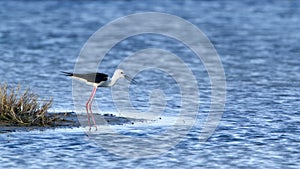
[62,69,136,130]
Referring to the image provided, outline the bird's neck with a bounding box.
[108,75,119,87]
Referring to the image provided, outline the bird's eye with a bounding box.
[121,72,124,74]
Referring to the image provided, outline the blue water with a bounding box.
[1,0,300,168]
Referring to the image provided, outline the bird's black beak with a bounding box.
[125,75,137,84]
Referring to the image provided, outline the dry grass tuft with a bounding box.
[0,83,56,126]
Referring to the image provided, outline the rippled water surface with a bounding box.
[1,0,300,168]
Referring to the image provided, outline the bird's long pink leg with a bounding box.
[86,100,91,130]
[88,87,98,130]
[86,87,97,130]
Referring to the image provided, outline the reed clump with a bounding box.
[0,83,56,126]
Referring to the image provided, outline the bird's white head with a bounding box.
[113,69,136,84]
[114,69,126,79]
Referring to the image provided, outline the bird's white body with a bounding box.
[71,76,110,87]
[70,69,128,87]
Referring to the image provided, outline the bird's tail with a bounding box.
[61,71,73,76]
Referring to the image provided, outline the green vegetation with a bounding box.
[0,83,55,126]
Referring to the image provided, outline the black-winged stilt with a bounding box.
[62,69,136,130]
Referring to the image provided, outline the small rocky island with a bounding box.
[0,83,141,133]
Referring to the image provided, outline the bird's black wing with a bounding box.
[61,71,73,76]
[74,73,108,83]
[62,72,108,83]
